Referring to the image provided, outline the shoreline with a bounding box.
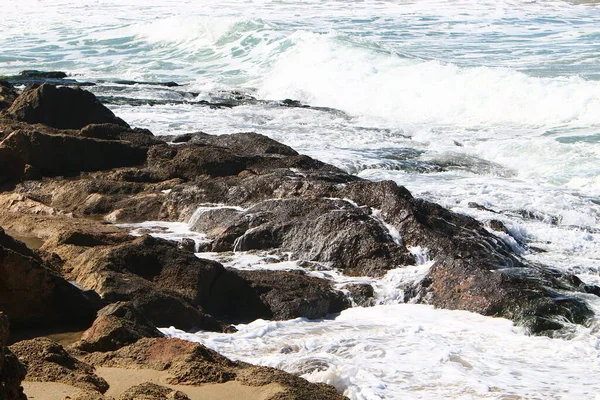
[0,73,598,399]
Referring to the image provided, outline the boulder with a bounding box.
[344,283,376,307]
[119,382,189,400]
[235,270,350,320]
[332,179,598,333]
[75,302,164,353]
[84,338,347,399]
[10,338,108,393]
[0,81,19,111]
[208,198,415,277]
[7,84,128,129]
[184,131,299,157]
[0,130,147,177]
[146,144,247,180]
[61,235,235,332]
[0,148,25,184]
[0,313,27,400]
[79,124,162,148]
[0,229,97,331]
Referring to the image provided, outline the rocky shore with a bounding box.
[0,74,598,399]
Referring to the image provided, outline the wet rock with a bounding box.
[0,228,97,331]
[7,84,126,129]
[209,198,414,276]
[331,179,597,333]
[234,270,350,320]
[120,382,189,400]
[0,313,27,400]
[344,283,376,307]
[10,338,108,393]
[75,302,164,353]
[19,70,67,79]
[0,130,147,178]
[112,80,180,87]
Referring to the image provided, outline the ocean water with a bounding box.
[3,0,600,398]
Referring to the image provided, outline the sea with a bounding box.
[2,0,600,398]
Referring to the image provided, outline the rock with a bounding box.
[209,198,414,277]
[119,382,189,400]
[19,71,67,79]
[10,338,108,393]
[79,124,162,148]
[0,313,27,400]
[0,130,147,177]
[84,338,346,399]
[71,391,112,400]
[7,84,127,129]
[185,132,298,157]
[0,229,97,331]
[332,179,597,333]
[234,270,350,320]
[61,235,234,332]
[147,144,247,180]
[75,302,164,353]
[0,81,19,111]
[344,283,376,307]
[0,147,25,184]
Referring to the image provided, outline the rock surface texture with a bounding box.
[0,82,596,351]
[0,313,27,400]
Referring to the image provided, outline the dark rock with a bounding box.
[120,382,190,400]
[0,148,25,184]
[0,229,97,331]
[79,124,162,148]
[330,179,595,333]
[10,338,108,393]
[344,283,376,307]
[186,132,299,157]
[0,81,19,111]
[113,80,180,87]
[234,270,350,320]
[64,235,235,332]
[178,238,196,252]
[75,302,164,353]
[0,130,147,177]
[0,313,27,400]
[147,144,247,180]
[489,219,511,235]
[209,198,414,276]
[19,70,67,79]
[7,84,128,129]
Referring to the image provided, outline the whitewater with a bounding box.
[3,0,600,398]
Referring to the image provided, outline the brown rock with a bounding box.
[7,84,128,129]
[0,130,147,177]
[0,313,27,400]
[0,229,97,331]
[119,382,189,400]
[0,147,25,184]
[10,338,108,393]
[75,302,164,353]
[0,81,19,111]
[84,338,346,400]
